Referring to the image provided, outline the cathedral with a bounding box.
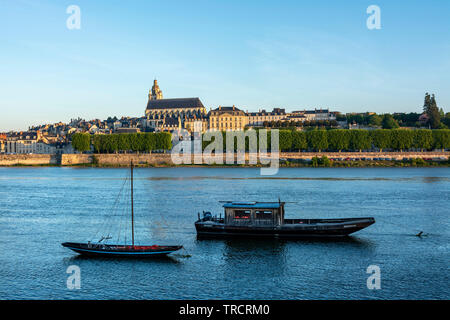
[145,80,207,132]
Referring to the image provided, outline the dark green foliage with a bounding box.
[321,155,331,167]
[310,156,331,167]
[291,131,307,151]
[413,129,432,151]
[442,113,450,128]
[371,129,391,152]
[279,130,293,151]
[339,110,442,128]
[154,132,172,150]
[424,93,441,129]
[71,133,91,152]
[86,129,449,154]
[346,114,365,125]
[432,130,450,150]
[91,134,103,153]
[307,130,328,152]
[368,114,383,127]
[392,113,420,127]
[87,132,171,153]
[118,134,130,151]
[142,133,156,152]
[390,130,414,151]
[327,129,350,151]
[349,130,371,151]
[411,158,426,166]
[382,114,400,129]
[128,133,140,152]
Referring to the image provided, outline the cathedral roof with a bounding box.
[146,98,205,110]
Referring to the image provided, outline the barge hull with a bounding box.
[195,218,375,239]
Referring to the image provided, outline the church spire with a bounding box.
[149,79,163,101]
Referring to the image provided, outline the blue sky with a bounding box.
[0,0,449,131]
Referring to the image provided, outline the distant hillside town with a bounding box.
[0,80,448,155]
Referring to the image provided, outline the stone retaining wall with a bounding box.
[60,154,91,165]
[1,151,448,166]
[0,154,57,166]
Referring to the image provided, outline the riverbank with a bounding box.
[0,152,449,167]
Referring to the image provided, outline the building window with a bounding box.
[255,210,272,220]
[234,210,251,219]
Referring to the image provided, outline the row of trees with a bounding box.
[264,113,428,130]
[200,129,449,152]
[289,129,449,152]
[337,113,408,129]
[73,129,449,153]
[71,132,172,153]
[334,93,448,129]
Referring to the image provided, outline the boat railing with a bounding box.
[228,219,275,227]
[284,218,365,225]
[252,219,275,226]
[229,219,253,226]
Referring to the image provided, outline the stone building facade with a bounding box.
[290,109,336,122]
[247,108,287,126]
[208,106,248,131]
[5,131,59,154]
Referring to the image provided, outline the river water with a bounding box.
[0,167,448,299]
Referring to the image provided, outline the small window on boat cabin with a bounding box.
[255,210,272,220]
[234,210,251,219]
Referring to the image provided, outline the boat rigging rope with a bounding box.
[91,170,129,243]
[121,184,131,245]
[115,176,130,244]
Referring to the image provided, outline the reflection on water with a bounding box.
[66,254,181,264]
[0,167,448,299]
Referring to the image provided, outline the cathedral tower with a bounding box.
[149,79,163,100]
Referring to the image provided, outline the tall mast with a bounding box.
[131,161,134,248]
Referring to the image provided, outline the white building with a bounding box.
[5,131,67,154]
[247,108,287,126]
[289,109,336,122]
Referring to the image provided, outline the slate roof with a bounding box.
[210,106,246,115]
[146,98,205,110]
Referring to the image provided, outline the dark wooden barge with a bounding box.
[195,202,375,238]
[61,242,182,258]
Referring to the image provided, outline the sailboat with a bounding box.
[62,162,183,258]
